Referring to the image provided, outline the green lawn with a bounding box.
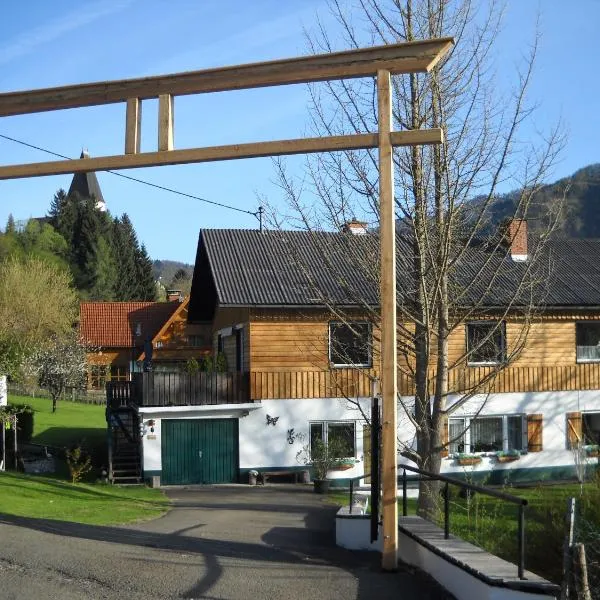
[10,394,107,468]
[0,472,168,525]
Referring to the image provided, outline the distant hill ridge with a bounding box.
[153,260,193,285]
[487,163,600,238]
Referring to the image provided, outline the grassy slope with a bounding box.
[11,395,106,448]
[3,396,168,526]
[0,472,168,525]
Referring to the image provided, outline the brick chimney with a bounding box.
[506,219,528,261]
[341,219,368,235]
[167,289,183,302]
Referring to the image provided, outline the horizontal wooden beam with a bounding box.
[0,129,443,180]
[0,39,453,117]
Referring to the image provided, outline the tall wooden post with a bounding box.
[378,69,398,570]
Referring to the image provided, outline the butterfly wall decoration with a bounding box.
[266,414,279,426]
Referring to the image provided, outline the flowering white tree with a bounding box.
[27,334,87,413]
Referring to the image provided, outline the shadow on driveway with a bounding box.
[0,486,455,599]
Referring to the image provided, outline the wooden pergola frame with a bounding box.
[0,37,453,570]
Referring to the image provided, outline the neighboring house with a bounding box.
[80,296,206,389]
[107,223,600,486]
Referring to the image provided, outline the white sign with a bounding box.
[0,375,6,406]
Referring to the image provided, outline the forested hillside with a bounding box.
[486,164,600,237]
[0,189,156,301]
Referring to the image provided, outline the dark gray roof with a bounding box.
[191,229,600,310]
[67,150,105,205]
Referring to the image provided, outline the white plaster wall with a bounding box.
[397,532,551,600]
[138,397,371,477]
[335,510,382,552]
[239,397,371,479]
[397,390,600,475]
[138,390,600,477]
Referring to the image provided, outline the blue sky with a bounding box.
[0,1,598,263]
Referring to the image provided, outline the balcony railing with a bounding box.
[106,372,251,409]
[106,363,600,407]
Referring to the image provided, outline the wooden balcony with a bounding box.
[106,372,251,409]
[106,363,600,408]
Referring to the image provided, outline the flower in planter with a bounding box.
[455,453,482,465]
[495,450,521,463]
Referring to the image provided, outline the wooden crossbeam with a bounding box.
[0,38,453,117]
[0,129,443,180]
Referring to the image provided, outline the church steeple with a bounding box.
[67,149,107,212]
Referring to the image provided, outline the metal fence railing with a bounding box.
[399,464,528,580]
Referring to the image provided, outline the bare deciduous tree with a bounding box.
[271,0,566,515]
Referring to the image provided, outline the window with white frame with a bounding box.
[310,421,356,458]
[329,321,371,367]
[576,323,600,362]
[448,415,525,454]
[466,321,506,365]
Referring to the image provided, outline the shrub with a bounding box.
[66,445,92,484]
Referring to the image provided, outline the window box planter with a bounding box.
[329,460,357,471]
[456,454,482,466]
[496,451,521,463]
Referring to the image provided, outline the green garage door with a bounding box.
[162,419,239,485]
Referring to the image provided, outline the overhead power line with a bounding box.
[0,132,260,219]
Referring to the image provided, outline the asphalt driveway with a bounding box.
[0,485,452,599]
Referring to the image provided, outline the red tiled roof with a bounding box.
[79,302,180,348]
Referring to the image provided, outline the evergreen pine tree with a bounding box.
[91,236,117,300]
[5,214,15,234]
[113,215,138,300]
[48,189,67,228]
[135,244,156,301]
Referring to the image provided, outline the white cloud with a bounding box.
[0,0,134,67]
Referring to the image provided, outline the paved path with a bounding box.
[0,485,452,599]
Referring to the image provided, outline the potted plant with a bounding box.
[297,436,353,493]
[496,449,521,463]
[584,444,599,458]
[455,453,482,466]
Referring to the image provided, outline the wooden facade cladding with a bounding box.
[249,363,600,400]
[250,368,376,400]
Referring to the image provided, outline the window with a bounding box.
[89,365,108,390]
[329,321,371,367]
[310,421,356,458]
[449,415,525,453]
[188,335,205,347]
[110,365,128,382]
[448,418,466,454]
[583,413,600,445]
[466,321,506,365]
[576,323,600,362]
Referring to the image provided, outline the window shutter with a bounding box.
[527,414,543,452]
[566,412,583,450]
[440,414,449,458]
